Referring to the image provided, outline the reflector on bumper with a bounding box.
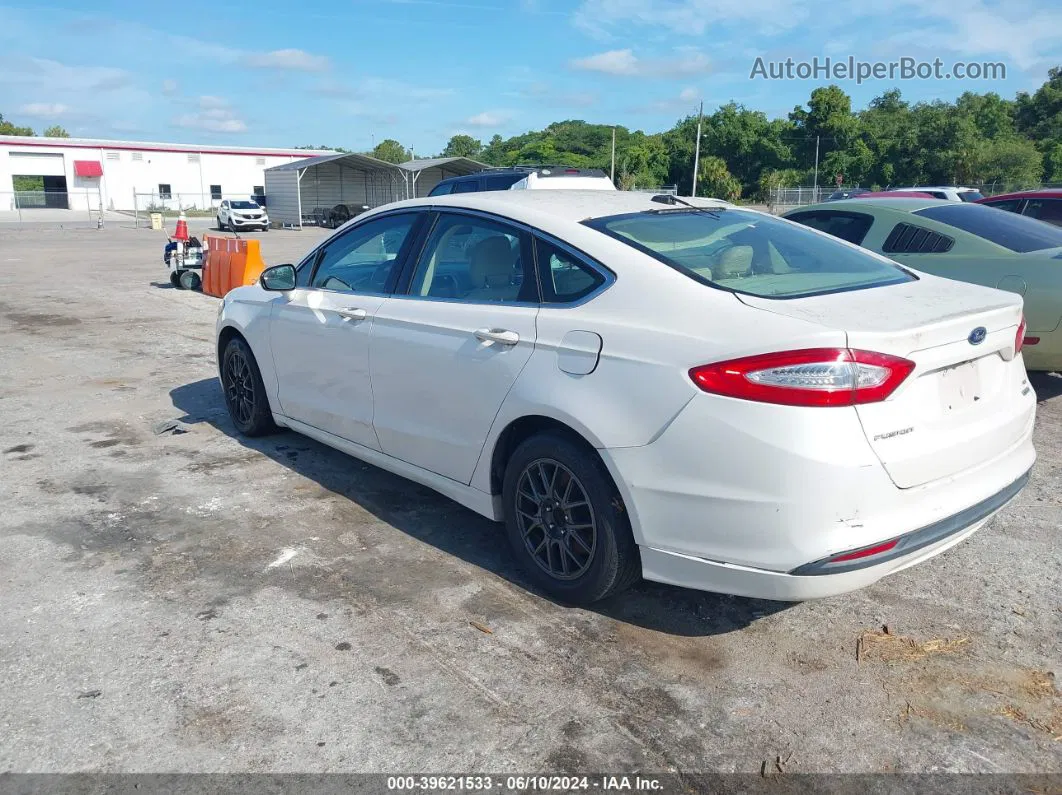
[789,469,1030,576]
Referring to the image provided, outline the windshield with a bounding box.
[585,209,915,299]
[914,203,1062,252]
[231,201,259,209]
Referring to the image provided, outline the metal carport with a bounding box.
[396,157,489,199]
[263,153,406,228]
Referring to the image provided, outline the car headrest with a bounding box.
[469,236,516,287]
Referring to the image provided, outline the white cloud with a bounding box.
[464,111,512,127]
[18,102,69,119]
[242,48,329,72]
[0,57,132,92]
[570,48,711,78]
[173,96,247,133]
[161,79,179,95]
[571,49,639,76]
[678,86,700,102]
[573,0,807,37]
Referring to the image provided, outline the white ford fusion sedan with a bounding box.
[215,190,1035,604]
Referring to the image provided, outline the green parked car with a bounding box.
[784,198,1062,371]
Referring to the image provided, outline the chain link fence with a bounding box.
[0,190,108,228]
[131,192,267,229]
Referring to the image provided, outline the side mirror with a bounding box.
[261,264,296,291]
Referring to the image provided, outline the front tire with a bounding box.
[502,432,640,604]
[179,270,201,290]
[169,271,181,288]
[221,337,277,437]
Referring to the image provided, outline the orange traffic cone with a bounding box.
[174,211,189,242]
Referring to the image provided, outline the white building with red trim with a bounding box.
[0,135,332,211]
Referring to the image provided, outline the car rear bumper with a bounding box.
[600,391,1035,599]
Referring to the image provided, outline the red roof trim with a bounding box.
[1,139,316,159]
[74,160,103,177]
[977,190,1062,202]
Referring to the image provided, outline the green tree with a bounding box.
[697,156,741,201]
[0,113,35,136]
[42,125,69,138]
[441,134,483,159]
[372,139,410,163]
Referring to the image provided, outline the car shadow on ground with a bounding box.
[1030,371,1062,402]
[170,377,790,636]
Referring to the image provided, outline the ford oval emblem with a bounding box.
[968,326,987,345]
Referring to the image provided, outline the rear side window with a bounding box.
[1025,198,1062,227]
[881,222,954,254]
[914,203,1062,252]
[484,174,524,190]
[534,237,607,303]
[408,213,535,303]
[983,199,1024,214]
[786,210,874,245]
[586,209,915,299]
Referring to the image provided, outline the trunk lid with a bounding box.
[739,275,1030,488]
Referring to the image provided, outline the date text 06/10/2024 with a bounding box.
[386,775,665,791]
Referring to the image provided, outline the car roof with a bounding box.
[894,185,975,191]
[373,190,733,225]
[979,189,1062,201]
[788,197,952,213]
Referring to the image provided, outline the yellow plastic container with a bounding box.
[150,212,163,231]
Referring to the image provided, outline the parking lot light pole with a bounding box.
[691,101,703,197]
[813,135,820,195]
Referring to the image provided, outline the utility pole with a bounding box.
[691,101,703,197]
[813,135,820,195]
[610,126,616,185]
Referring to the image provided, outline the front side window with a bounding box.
[428,182,453,197]
[409,213,534,303]
[914,203,1062,252]
[310,213,418,293]
[586,209,914,299]
[535,237,607,303]
[786,210,874,245]
[452,180,480,193]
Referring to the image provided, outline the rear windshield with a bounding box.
[585,209,915,299]
[914,203,1062,252]
[958,191,984,202]
[231,201,259,209]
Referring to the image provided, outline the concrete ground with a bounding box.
[0,224,1059,775]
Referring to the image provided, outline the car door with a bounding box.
[219,200,229,223]
[268,211,424,449]
[369,210,539,483]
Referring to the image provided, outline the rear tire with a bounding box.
[169,271,181,288]
[221,337,277,437]
[502,431,640,604]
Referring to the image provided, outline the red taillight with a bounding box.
[689,348,915,407]
[1015,315,1028,354]
[827,538,900,563]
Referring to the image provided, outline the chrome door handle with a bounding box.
[336,307,367,321]
[474,328,520,346]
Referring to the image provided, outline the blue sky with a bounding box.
[0,0,1059,153]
